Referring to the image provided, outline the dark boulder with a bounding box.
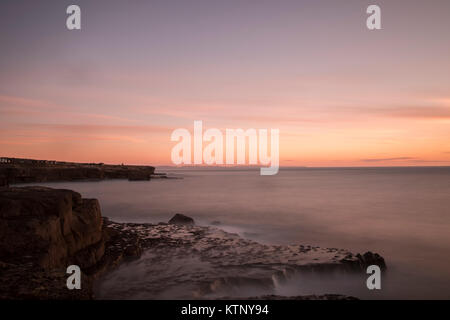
[168,213,195,225]
[357,251,387,271]
[340,251,387,271]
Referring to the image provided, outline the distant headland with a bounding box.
[0,157,157,186]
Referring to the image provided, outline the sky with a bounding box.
[1,0,450,166]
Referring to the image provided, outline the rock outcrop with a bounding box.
[0,187,110,299]
[96,221,387,299]
[0,186,151,299]
[0,187,104,269]
[0,159,155,185]
[340,251,386,271]
[168,213,195,225]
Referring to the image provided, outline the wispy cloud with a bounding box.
[361,157,418,162]
[360,157,450,164]
[339,105,450,121]
[0,123,171,145]
[387,106,450,119]
[0,95,140,124]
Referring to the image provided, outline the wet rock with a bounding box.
[340,251,386,271]
[358,251,387,270]
[168,213,195,225]
[96,222,388,299]
[99,219,143,266]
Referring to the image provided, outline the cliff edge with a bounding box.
[0,157,155,186]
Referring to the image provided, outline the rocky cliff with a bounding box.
[0,187,107,299]
[0,158,155,186]
[0,187,143,299]
[0,187,104,269]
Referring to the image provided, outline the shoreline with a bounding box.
[0,157,157,186]
[0,186,386,300]
[95,219,385,300]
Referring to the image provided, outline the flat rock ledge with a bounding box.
[0,187,386,300]
[95,220,385,299]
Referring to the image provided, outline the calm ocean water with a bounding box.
[28,167,450,299]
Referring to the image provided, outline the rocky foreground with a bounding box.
[0,186,386,300]
[96,220,385,299]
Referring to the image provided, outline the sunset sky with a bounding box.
[1,0,450,166]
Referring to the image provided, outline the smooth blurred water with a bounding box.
[27,167,450,299]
